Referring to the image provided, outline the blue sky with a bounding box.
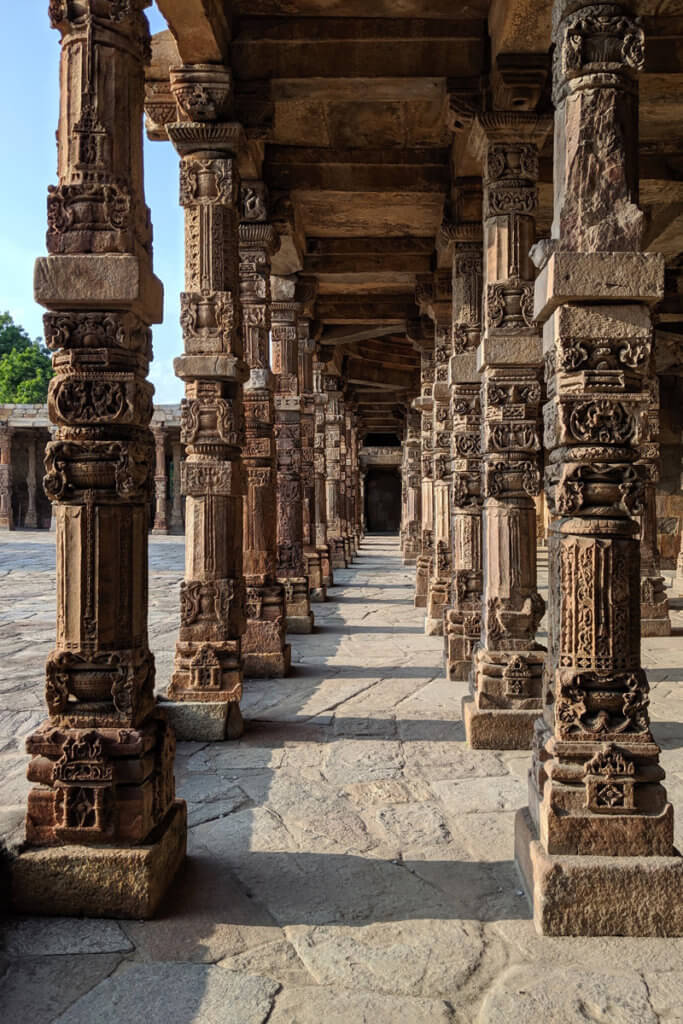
[0,3,184,402]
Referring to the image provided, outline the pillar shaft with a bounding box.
[152,426,168,533]
[639,373,671,634]
[239,186,290,676]
[24,437,38,529]
[517,0,681,937]
[444,200,485,681]
[0,421,14,531]
[324,374,347,569]
[313,359,333,586]
[272,280,314,633]
[465,113,550,750]
[401,412,421,564]
[167,66,247,731]
[169,441,184,533]
[414,348,434,608]
[16,0,185,917]
[299,319,325,599]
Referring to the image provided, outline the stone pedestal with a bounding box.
[166,66,248,736]
[517,0,681,936]
[465,112,550,750]
[20,0,185,918]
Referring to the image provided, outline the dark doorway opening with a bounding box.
[365,468,401,533]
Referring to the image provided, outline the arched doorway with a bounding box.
[365,468,401,533]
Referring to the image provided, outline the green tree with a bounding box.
[0,312,53,403]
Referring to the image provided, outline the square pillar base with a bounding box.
[403,556,417,566]
[425,616,444,636]
[462,694,540,750]
[514,807,683,936]
[11,800,187,920]
[243,644,291,679]
[160,697,244,741]
[446,658,471,682]
[310,586,327,603]
[287,612,315,634]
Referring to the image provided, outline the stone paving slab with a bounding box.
[0,532,682,1022]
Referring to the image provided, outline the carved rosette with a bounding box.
[168,64,247,707]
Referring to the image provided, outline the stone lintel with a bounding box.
[11,801,187,920]
[477,332,543,371]
[174,355,249,383]
[534,252,666,324]
[160,698,244,741]
[449,352,478,385]
[34,255,164,324]
[462,695,539,750]
[515,807,683,937]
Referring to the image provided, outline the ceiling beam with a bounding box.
[155,0,230,63]
[319,324,404,346]
[317,294,418,324]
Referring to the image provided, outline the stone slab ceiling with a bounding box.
[153,0,683,434]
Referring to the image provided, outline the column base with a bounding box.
[514,806,683,936]
[11,800,187,920]
[287,613,315,634]
[310,586,327,602]
[462,694,540,750]
[243,645,291,679]
[160,697,244,741]
[151,525,169,535]
[425,616,444,636]
[641,576,672,636]
[403,556,417,566]
[447,659,472,682]
[317,545,333,588]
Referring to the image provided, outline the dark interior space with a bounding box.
[365,468,401,533]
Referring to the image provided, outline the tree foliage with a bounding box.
[0,311,53,404]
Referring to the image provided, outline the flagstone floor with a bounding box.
[1,533,682,1023]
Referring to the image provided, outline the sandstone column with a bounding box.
[324,373,347,569]
[14,0,185,918]
[341,410,352,562]
[313,359,334,587]
[25,437,38,529]
[639,374,671,634]
[463,113,550,750]
[299,318,325,600]
[516,0,681,936]
[152,425,168,533]
[169,440,184,533]
[414,347,434,608]
[401,411,422,565]
[239,182,291,677]
[272,277,314,633]
[443,194,485,681]
[0,423,13,530]
[420,273,453,635]
[166,66,247,740]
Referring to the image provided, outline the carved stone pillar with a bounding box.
[313,359,333,586]
[414,347,434,608]
[463,113,550,750]
[341,409,352,562]
[639,374,671,635]
[299,319,325,600]
[24,437,39,529]
[516,0,681,936]
[272,278,314,633]
[239,184,291,677]
[325,374,347,569]
[350,409,362,547]
[419,273,453,635]
[169,440,184,533]
[443,197,485,681]
[0,423,13,530]
[166,66,247,739]
[152,426,168,533]
[13,0,185,919]
[401,411,422,565]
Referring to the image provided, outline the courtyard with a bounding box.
[1,533,682,1023]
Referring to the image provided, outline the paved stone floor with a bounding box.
[1,533,683,1023]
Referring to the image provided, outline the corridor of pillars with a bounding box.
[6,0,682,944]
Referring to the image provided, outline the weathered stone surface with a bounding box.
[50,964,280,1024]
[3,918,133,956]
[0,954,125,1024]
[268,985,455,1024]
[479,964,658,1024]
